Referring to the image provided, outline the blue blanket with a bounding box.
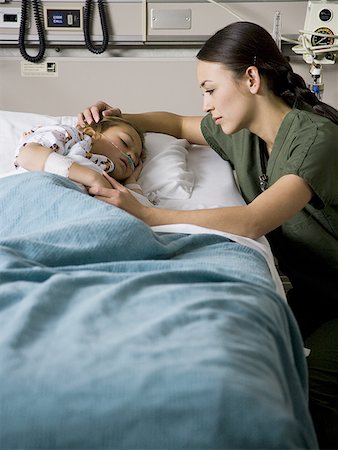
[0,173,317,449]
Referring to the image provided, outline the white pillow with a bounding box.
[0,111,194,201]
[140,133,194,199]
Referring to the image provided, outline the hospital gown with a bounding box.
[15,124,114,174]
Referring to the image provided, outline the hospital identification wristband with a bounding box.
[44,152,74,177]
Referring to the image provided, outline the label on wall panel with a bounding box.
[21,61,58,77]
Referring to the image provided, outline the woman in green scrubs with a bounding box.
[78,21,338,447]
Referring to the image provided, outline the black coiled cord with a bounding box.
[83,0,109,54]
[19,0,46,63]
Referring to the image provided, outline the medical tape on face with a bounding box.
[44,152,73,177]
[123,153,136,170]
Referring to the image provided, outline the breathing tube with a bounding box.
[83,0,109,54]
[19,0,46,63]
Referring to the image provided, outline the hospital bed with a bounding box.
[0,110,318,449]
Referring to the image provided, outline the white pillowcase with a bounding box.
[0,110,194,200]
[140,133,194,199]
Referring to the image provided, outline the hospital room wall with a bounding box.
[0,57,202,116]
[1,57,338,116]
[1,0,338,115]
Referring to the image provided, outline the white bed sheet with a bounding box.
[0,110,285,298]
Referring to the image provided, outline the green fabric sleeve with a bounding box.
[283,118,338,207]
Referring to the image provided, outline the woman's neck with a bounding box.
[250,96,291,155]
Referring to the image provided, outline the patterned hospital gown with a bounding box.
[15,124,114,174]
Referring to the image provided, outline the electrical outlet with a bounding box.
[0,7,21,28]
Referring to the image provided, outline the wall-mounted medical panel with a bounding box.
[146,1,307,42]
[0,1,308,46]
[44,6,83,31]
[0,1,144,45]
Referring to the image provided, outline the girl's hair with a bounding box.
[197,21,338,124]
[79,116,145,150]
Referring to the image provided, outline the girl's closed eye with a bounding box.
[119,138,128,149]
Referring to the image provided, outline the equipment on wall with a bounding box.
[292,0,338,98]
[19,0,46,62]
[83,0,109,54]
[18,0,110,61]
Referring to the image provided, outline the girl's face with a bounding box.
[197,60,255,135]
[91,122,143,181]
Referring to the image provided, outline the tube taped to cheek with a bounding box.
[44,152,73,177]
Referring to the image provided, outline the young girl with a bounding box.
[15,116,145,194]
[78,22,338,447]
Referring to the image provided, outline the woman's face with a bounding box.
[197,60,255,135]
[92,122,143,181]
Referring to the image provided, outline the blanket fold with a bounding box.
[0,173,317,449]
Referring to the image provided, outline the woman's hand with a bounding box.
[77,101,122,127]
[124,160,143,185]
[89,172,115,190]
[88,173,149,220]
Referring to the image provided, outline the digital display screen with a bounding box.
[52,13,66,26]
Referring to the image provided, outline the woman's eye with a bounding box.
[205,89,214,95]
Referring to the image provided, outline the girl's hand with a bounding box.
[88,173,149,220]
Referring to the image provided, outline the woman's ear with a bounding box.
[245,66,261,94]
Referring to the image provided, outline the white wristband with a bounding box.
[125,183,141,191]
[44,152,73,177]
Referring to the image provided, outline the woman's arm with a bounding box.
[89,173,313,239]
[77,101,207,145]
[16,143,112,189]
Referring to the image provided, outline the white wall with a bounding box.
[0,55,202,116]
[2,55,337,116]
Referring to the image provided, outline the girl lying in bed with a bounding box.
[14,116,145,195]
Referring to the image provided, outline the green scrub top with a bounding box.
[201,108,338,320]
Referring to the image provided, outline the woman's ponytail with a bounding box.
[281,70,338,125]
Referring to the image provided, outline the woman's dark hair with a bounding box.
[197,21,338,124]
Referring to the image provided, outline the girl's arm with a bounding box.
[77,101,207,145]
[89,173,313,239]
[16,142,53,171]
[16,143,112,189]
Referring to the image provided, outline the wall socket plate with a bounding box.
[0,7,21,28]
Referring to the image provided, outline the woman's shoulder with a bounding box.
[292,107,338,132]
[276,109,338,208]
[283,108,338,153]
